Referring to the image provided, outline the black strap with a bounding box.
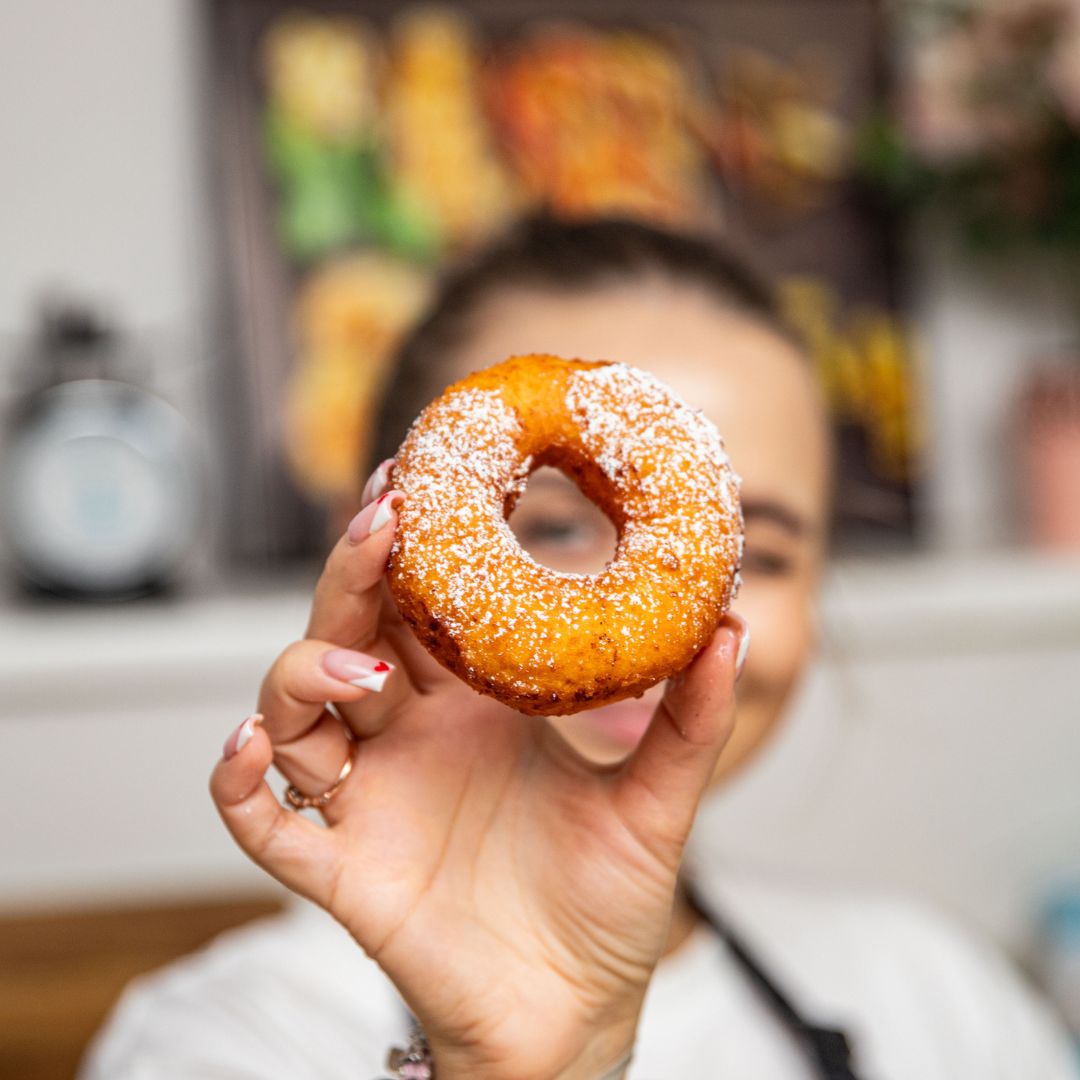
[684,879,862,1080]
[395,885,861,1079]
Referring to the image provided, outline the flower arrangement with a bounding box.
[863,0,1080,252]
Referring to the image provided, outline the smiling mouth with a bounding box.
[573,689,664,749]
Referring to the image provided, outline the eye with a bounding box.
[741,547,795,578]
[514,514,597,548]
[509,494,618,574]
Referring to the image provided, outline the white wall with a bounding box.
[0,0,206,403]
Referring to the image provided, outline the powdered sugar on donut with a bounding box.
[391,385,528,630]
[389,356,744,714]
[565,362,741,517]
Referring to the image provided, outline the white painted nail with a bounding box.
[236,716,257,752]
[361,459,394,506]
[735,624,751,679]
[349,665,392,692]
[323,650,394,691]
[224,713,263,759]
[369,495,396,535]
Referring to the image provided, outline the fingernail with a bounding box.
[322,648,395,692]
[729,614,750,680]
[346,490,404,544]
[360,458,394,506]
[224,713,262,759]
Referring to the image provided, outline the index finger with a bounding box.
[305,490,404,646]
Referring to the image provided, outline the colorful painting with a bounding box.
[210,0,916,559]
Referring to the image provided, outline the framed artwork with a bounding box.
[208,0,916,561]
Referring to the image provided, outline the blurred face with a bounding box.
[443,278,830,787]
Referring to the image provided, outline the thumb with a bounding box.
[612,614,748,857]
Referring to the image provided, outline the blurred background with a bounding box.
[2,0,1080,1076]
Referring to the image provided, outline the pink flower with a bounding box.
[902,0,1076,162]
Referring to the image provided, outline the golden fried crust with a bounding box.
[387,354,743,716]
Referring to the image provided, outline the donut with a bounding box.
[387,354,743,716]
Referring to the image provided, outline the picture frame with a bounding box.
[207,0,912,562]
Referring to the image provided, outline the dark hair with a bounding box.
[371,213,794,466]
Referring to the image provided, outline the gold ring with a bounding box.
[284,730,356,810]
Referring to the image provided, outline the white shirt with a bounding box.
[81,864,1079,1079]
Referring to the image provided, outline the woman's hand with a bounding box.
[210,476,745,1080]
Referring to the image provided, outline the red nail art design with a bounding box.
[322,648,396,692]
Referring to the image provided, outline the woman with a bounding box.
[83,217,1077,1079]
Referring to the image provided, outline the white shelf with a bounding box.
[822,549,1080,657]
[2,574,314,717]
[3,550,1078,714]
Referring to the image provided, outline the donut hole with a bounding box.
[508,466,618,575]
